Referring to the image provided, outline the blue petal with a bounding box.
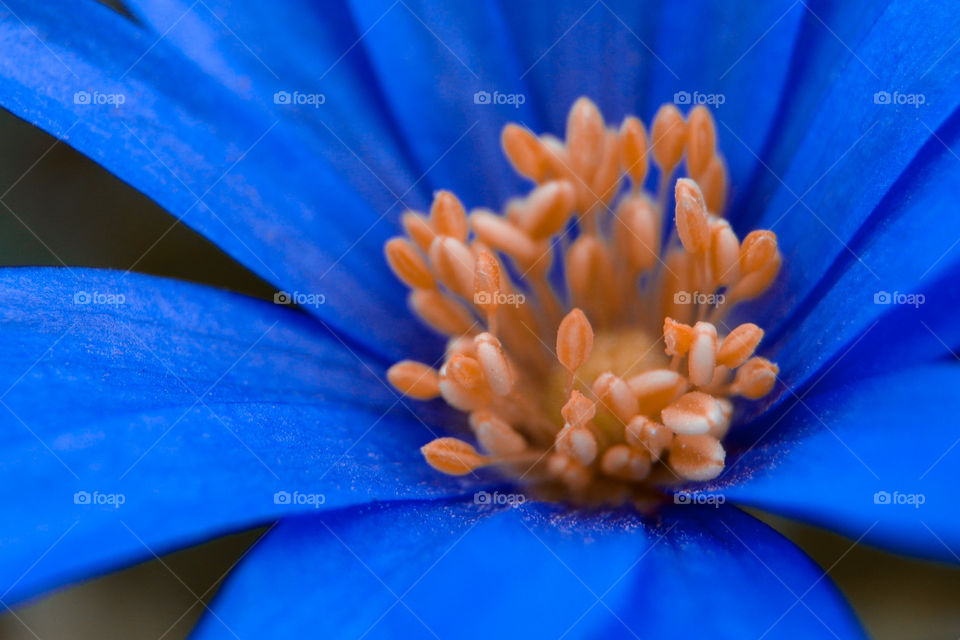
[344,0,534,208]
[0,267,474,605]
[497,0,806,196]
[123,0,428,215]
[732,0,893,222]
[709,363,960,563]
[497,0,657,129]
[195,499,864,639]
[833,265,960,378]
[734,92,960,423]
[0,0,432,361]
[734,1,960,340]
[641,0,807,203]
[123,0,806,212]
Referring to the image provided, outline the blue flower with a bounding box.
[0,1,957,638]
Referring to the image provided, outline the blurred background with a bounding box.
[0,100,958,640]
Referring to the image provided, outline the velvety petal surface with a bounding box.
[194,499,865,639]
[729,0,960,385]
[640,0,807,202]
[0,0,435,361]
[124,0,428,216]
[0,267,474,605]
[343,0,534,210]
[197,0,815,210]
[707,363,960,563]
[734,86,960,424]
[731,0,893,222]
[492,0,807,202]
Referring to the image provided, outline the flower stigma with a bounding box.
[385,98,781,505]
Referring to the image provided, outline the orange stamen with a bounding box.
[384,98,781,504]
[421,438,488,475]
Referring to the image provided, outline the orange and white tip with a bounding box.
[421,438,488,475]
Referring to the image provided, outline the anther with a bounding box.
[698,156,727,215]
[385,237,435,290]
[438,368,488,411]
[709,218,740,287]
[669,434,725,481]
[401,211,437,252]
[740,230,778,273]
[717,323,763,368]
[601,444,652,481]
[627,368,689,416]
[518,180,576,238]
[618,116,649,187]
[685,105,717,178]
[474,332,515,396]
[446,335,477,358]
[387,360,440,400]
[650,103,686,172]
[430,191,469,241]
[446,353,485,389]
[688,321,718,386]
[469,410,526,456]
[675,178,710,254]
[731,252,781,301]
[625,415,673,461]
[473,251,501,326]
[409,290,475,336]
[661,391,723,435]
[566,97,606,177]
[421,437,488,475]
[501,123,549,183]
[663,318,693,357]
[429,236,476,299]
[561,390,596,429]
[469,210,546,269]
[592,372,637,423]
[731,231,781,301]
[555,423,599,465]
[731,357,779,399]
[556,308,594,374]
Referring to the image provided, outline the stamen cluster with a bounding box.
[385,98,781,504]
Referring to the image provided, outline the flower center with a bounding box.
[385,98,781,505]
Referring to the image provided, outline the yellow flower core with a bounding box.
[385,98,781,505]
